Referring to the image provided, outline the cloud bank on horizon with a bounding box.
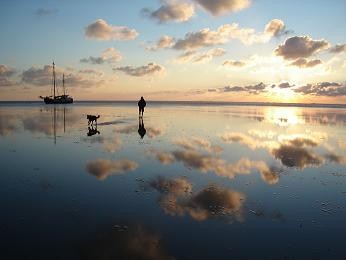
[0,0,346,102]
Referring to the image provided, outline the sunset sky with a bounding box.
[0,0,346,103]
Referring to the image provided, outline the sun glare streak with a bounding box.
[264,107,303,126]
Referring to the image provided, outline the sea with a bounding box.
[0,101,345,259]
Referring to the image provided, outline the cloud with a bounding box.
[223,60,246,67]
[148,149,176,165]
[21,65,104,88]
[294,82,346,96]
[34,8,58,16]
[193,0,251,16]
[324,153,346,165]
[219,82,267,94]
[149,176,246,222]
[142,1,195,23]
[172,150,275,183]
[80,47,122,64]
[329,44,346,53]
[272,144,323,169]
[78,69,104,77]
[0,113,19,136]
[278,82,294,88]
[264,19,287,37]
[193,48,226,63]
[172,19,285,50]
[172,50,197,63]
[147,36,175,51]
[84,19,138,41]
[290,58,322,68]
[173,136,223,153]
[220,132,277,150]
[86,159,138,180]
[0,64,16,87]
[114,63,165,77]
[275,36,330,60]
[150,176,193,195]
[80,224,174,260]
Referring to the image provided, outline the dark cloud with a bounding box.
[0,64,16,87]
[34,8,58,16]
[85,19,138,41]
[142,2,195,23]
[290,58,322,68]
[329,44,346,53]
[220,82,267,94]
[114,63,165,77]
[86,159,138,180]
[193,0,250,16]
[272,144,323,169]
[324,153,346,165]
[278,82,294,88]
[294,82,346,97]
[275,36,329,60]
[80,56,104,65]
[78,69,104,77]
[223,60,246,67]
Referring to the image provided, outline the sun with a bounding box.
[270,87,298,103]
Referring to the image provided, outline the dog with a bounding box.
[87,115,100,125]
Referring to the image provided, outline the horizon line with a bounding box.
[1,100,345,108]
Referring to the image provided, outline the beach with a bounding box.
[0,102,345,259]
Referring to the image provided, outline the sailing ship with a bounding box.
[40,61,73,104]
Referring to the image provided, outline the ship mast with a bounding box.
[63,73,65,96]
[53,61,56,99]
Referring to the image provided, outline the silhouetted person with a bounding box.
[138,117,146,139]
[138,96,146,117]
[87,126,100,136]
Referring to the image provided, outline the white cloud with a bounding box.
[80,47,122,65]
[85,19,138,41]
[194,0,251,16]
[142,1,195,23]
[172,19,286,50]
[147,36,175,51]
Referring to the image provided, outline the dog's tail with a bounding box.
[97,115,100,118]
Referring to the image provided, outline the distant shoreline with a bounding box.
[0,100,345,109]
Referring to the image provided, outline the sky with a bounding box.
[0,0,346,103]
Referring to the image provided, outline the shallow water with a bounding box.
[0,102,346,259]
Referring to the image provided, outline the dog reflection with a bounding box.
[138,117,146,139]
[87,126,100,136]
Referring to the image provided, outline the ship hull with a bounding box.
[44,97,73,104]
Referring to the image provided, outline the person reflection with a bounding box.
[138,117,146,139]
[87,126,100,136]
